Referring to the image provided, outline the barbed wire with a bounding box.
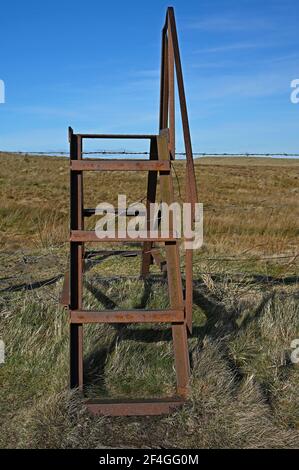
[1,150,299,157]
[192,253,298,263]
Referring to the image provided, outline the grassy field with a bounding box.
[0,152,298,448]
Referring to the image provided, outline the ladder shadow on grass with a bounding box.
[84,276,230,344]
[82,275,291,394]
[81,280,225,395]
[83,278,284,382]
[83,278,160,394]
[83,345,111,396]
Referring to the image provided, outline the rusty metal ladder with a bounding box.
[61,128,190,416]
[60,7,198,416]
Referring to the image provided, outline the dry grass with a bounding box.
[1,152,298,258]
[0,279,298,448]
[0,152,298,448]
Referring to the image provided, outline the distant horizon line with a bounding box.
[0,150,299,159]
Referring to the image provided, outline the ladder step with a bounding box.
[84,249,141,259]
[77,133,157,139]
[70,308,184,324]
[70,230,180,242]
[71,159,170,172]
[85,397,185,416]
[84,208,146,217]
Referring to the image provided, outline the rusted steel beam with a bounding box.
[85,397,185,416]
[70,309,184,324]
[157,130,190,397]
[71,159,170,172]
[185,250,194,333]
[160,31,169,132]
[166,7,198,334]
[167,7,197,203]
[159,25,166,131]
[77,133,156,139]
[171,323,190,397]
[168,14,175,159]
[83,208,146,217]
[60,271,70,307]
[141,137,159,277]
[69,129,84,391]
[84,249,141,258]
[70,230,180,242]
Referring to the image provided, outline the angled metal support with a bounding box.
[160,7,198,333]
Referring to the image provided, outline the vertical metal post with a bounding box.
[141,137,158,277]
[167,7,197,204]
[69,129,84,390]
[157,131,190,397]
[159,27,169,132]
[167,7,198,333]
[168,15,175,160]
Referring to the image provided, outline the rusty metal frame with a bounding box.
[160,7,198,333]
[62,7,198,416]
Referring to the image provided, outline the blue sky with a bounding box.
[0,0,299,153]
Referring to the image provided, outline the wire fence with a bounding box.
[0,248,298,296]
[1,150,299,157]
[0,149,298,284]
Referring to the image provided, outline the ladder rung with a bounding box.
[85,397,185,416]
[84,249,141,259]
[84,208,146,217]
[71,159,170,172]
[77,133,157,139]
[70,230,180,242]
[70,308,184,324]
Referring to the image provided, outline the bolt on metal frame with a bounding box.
[61,7,198,416]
